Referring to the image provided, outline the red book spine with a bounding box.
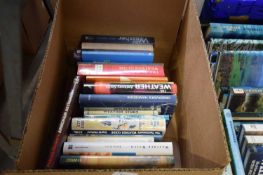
[77,63,165,77]
[46,76,81,168]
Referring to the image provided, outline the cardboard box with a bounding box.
[4,0,230,174]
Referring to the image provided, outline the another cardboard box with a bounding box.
[4,0,230,174]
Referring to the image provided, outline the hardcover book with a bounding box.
[238,124,263,147]
[214,51,263,94]
[46,76,82,168]
[82,82,177,95]
[245,152,263,175]
[71,117,166,132]
[67,135,155,142]
[200,0,263,24]
[77,63,165,77]
[79,94,177,115]
[205,23,263,40]
[75,50,154,63]
[81,35,155,45]
[243,145,263,169]
[226,87,263,117]
[241,135,263,157]
[63,142,173,156]
[85,76,169,83]
[59,155,175,168]
[222,109,245,175]
[84,107,161,115]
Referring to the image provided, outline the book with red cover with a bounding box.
[46,76,82,168]
[86,76,168,83]
[77,63,165,77]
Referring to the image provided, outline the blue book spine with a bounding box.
[245,152,263,175]
[81,50,153,63]
[81,35,155,45]
[79,94,176,115]
[223,109,245,175]
[244,145,263,168]
[206,23,263,40]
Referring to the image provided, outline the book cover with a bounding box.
[79,94,177,115]
[86,75,169,83]
[59,155,175,168]
[222,109,245,175]
[78,63,165,77]
[71,117,166,132]
[245,152,263,175]
[63,142,173,156]
[226,87,263,116]
[46,76,82,168]
[81,43,154,52]
[200,0,263,24]
[67,135,155,142]
[82,82,177,95]
[81,35,155,45]
[243,145,263,169]
[205,23,263,40]
[214,51,263,94]
[77,50,154,63]
[84,107,161,115]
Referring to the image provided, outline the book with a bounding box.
[200,0,263,24]
[83,114,170,123]
[75,50,154,63]
[226,87,263,117]
[82,82,177,94]
[81,35,155,45]
[84,107,161,115]
[205,23,263,40]
[245,152,263,175]
[241,136,263,158]
[243,145,263,169]
[214,51,263,94]
[238,124,263,147]
[71,117,166,132]
[207,39,263,66]
[63,142,173,156]
[79,94,177,115]
[86,75,169,83]
[77,63,165,77]
[67,135,155,142]
[222,109,245,175]
[81,43,154,52]
[59,155,175,168]
[46,76,82,168]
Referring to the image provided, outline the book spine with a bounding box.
[79,94,176,115]
[223,109,245,175]
[83,115,170,122]
[81,43,154,52]
[83,82,177,94]
[67,135,155,142]
[71,117,166,131]
[80,50,153,63]
[86,76,169,83]
[46,76,82,168]
[77,63,165,77]
[59,155,175,168]
[63,142,173,156]
[70,130,164,136]
[84,107,161,115]
[245,152,263,175]
[81,35,155,45]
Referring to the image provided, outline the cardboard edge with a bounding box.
[15,0,62,169]
[190,0,231,165]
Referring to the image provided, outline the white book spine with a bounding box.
[63,142,173,156]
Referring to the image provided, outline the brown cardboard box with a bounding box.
[4,0,230,174]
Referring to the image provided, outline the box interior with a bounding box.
[16,0,229,171]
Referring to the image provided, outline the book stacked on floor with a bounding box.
[46,35,178,169]
[200,9,263,175]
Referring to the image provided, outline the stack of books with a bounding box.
[203,18,263,175]
[46,35,178,169]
